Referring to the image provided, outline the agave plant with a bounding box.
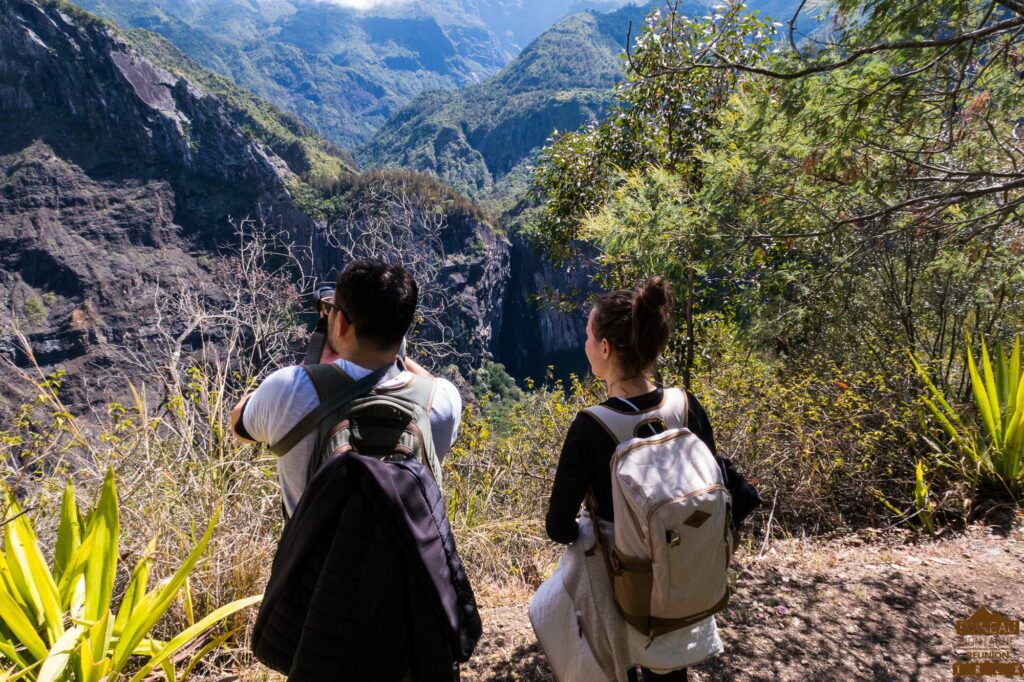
[911,334,1024,495]
[0,470,260,681]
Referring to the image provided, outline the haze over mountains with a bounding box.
[72,0,653,147]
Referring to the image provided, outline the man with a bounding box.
[230,259,462,515]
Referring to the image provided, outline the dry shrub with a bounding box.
[0,366,280,677]
[444,375,601,588]
[687,322,923,535]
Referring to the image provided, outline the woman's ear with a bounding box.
[600,338,610,360]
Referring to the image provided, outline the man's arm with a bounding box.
[403,356,433,377]
[227,365,315,451]
[230,393,257,444]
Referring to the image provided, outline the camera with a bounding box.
[312,284,336,318]
[302,283,335,365]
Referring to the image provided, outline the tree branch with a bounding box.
[654,16,1024,81]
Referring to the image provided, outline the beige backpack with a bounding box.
[584,388,734,638]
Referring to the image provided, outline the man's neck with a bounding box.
[321,342,396,371]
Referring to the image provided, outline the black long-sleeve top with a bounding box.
[545,388,762,544]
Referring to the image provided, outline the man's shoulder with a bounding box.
[253,364,314,401]
[429,376,462,416]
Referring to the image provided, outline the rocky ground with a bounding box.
[463,521,1024,681]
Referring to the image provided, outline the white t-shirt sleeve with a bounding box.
[241,366,318,446]
[429,377,462,461]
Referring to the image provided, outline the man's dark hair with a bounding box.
[334,260,418,350]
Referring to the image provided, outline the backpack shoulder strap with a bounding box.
[269,363,387,456]
[373,373,436,411]
[661,387,689,430]
[584,387,690,444]
[583,404,640,444]
[304,363,354,401]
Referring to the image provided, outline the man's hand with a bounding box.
[403,357,433,377]
[230,393,257,443]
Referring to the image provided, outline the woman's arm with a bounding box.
[688,391,763,526]
[544,414,593,544]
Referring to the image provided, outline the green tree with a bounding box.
[530,0,775,383]
[532,0,1024,386]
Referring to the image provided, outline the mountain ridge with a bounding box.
[69,0,649,149]
[0,0,509,413]
[357,3,654,198]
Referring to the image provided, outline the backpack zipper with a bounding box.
[645,484,726,560]
[610,430,692,539]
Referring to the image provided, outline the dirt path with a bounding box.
[463,523,1024,681]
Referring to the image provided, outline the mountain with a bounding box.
[357,3,653,199]
[0,0,507,413]
[466,0,644,52]
[69,0,510,148]
[69,0,666,150]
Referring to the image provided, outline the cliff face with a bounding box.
[0,0,312,412]
[496,235,595,383]
[0,0,510,415]
[0,2,294,204]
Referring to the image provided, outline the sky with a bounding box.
[314,0,410,9]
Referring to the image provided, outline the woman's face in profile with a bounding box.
[585,308,609,380]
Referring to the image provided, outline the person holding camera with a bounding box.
[236,260,481,680]
[229,259,462,516]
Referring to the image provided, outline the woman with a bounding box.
[542,277,761,682]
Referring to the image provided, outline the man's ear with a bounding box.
[340,312,356,338]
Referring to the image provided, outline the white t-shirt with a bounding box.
[242,358,462,514]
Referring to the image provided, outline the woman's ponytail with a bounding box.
[592,276,673,380]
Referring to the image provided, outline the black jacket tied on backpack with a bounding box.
[251,452,482,681]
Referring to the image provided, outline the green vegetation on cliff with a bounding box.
[126,28,352,187]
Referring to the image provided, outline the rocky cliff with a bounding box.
[0,0,508,414]
[0,0,309,412]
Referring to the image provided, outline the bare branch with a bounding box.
[661,16,1024,81]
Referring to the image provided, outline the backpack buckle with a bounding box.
[609,550,623,575]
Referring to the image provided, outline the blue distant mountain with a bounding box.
[71,0,657,147]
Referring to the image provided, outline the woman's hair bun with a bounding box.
[636,276,671,311]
